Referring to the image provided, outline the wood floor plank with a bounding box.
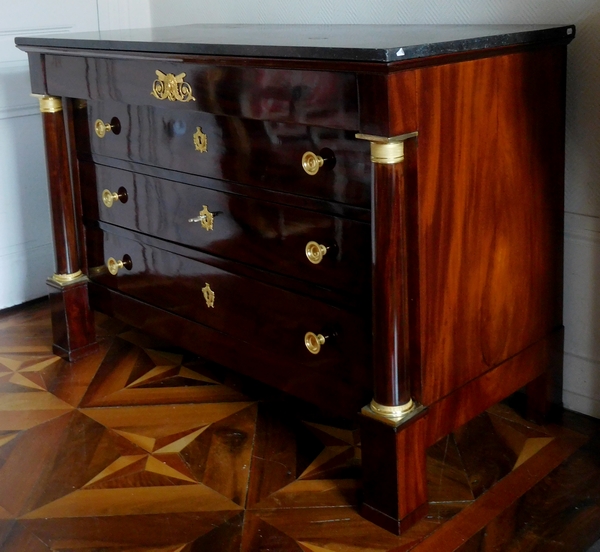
[299,446,358,480]
[453,413,519,498]
[22,485,242,519]
[499,432,600,551]
[1,522,52,552]
[427,435,474,503]
[252,478,360,509]
[42,344,111,407]
[0,410,144,517]
[80,402,255,441]
[241,512,306,552]
[409,432,587,551]
[79,339,250,406]
[79,338,163,406]
[0,389,71,409]
[246,404,307,508]
[252,507,424,552]
[182,403,258,506]
[478,500,518,551]
[0,300,597,551]
[0,519,16,551]
[0,412,75,517]
[188,510,245,552]
[20,511,243,549]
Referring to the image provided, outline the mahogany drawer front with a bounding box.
[87,228,369,367]
[46,54,359,129]
[77,102,371,208]
[81,163,371,296]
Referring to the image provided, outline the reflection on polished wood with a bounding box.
[0,299,599,551]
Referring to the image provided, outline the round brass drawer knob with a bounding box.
[101,187,127,208]
[305,241,328,264]
[106,257,123,275]
[95,119,112,138]
[305,332,327,355]
[102,189,119,208]
[95,117,121,138]
[302,151,324,176]
[106,255,132,276]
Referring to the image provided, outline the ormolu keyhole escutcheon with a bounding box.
[188,205,215,231]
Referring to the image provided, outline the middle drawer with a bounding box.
[81,163,370,296]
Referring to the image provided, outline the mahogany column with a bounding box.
[38,95,97,361]
[357,133,428,535]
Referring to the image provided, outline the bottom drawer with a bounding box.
[89,283,373,417]
[87,226,370,375]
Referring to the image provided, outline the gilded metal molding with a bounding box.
[193,127,208,153]
[48,270,88,287]
[355,131,418,164]
[151,70,196,103]
[369,398,415,421]
[202,283,215,308]
[370,141,405,164]
[361,400,425,428]
[52,270,83,283]
[37,95,63,114]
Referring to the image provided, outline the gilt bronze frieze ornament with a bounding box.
[151,70,196,102]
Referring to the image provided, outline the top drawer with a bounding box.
[45,54,359,129]
[76,101,371,208]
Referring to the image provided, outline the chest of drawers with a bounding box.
[17,23,575,534]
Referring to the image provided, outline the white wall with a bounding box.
[1,2,97,309]
[0,1,151,310]
[98,0,152,32]
[149,1,600,418]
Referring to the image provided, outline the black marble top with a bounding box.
[15,24,575,63]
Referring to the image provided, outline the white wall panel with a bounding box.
[98,0,152,31]
[0,1,152,309]
[149,0,590,26]
[564,212,600,418]
[0,115,53,305]
[148,0,600,418]
[0,1,100,309]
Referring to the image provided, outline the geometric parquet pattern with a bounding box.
[0,301,599,551]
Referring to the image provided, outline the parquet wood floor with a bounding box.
[0,300,599,551]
